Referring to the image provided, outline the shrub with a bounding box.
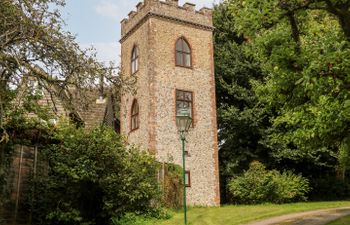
[111,209,170,225]
[30,123,162,225]
[272,171,310,203]
[228,161,276,204]
[161,163,183,209]
[111,213,150,225]
[228,161,310,204]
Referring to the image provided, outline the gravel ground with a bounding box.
[244,207,350,225]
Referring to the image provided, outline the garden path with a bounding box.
[244,207,350,225]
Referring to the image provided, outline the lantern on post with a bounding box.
[176,108,192,225]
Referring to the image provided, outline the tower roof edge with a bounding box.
[120,0,213,42]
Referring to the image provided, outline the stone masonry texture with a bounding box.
[120,0,220,206]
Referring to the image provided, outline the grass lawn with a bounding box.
[326,215,350,225]
[144,201,350,225]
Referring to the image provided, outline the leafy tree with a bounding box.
[213,2,270,202]
[0,0,124,210]
[228,0,350,178]
[0,0,131,143]
[31,124,161,225]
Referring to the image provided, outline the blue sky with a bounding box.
[60,0,217,65]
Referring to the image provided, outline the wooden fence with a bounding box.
[1,145,39,225]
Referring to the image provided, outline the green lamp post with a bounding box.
[176,108,192,225]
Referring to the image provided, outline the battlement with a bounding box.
[120,0,213,42]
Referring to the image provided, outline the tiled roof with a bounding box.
[79,99,108,129]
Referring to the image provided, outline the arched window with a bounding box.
[131,45,139,74]
[130,99,139,131]
[175,37,191,67]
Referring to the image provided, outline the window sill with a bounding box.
[129,127,139,133]
[131,70,139,76]
[175,65,193,69]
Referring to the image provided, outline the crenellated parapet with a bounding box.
[120,0,213,43]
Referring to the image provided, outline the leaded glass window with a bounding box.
[131,46,139,74]
[176,38,191,67]
[131,99,139,131]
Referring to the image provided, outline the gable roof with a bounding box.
[19,77,118,131]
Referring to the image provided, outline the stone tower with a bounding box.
[120,0,220,206]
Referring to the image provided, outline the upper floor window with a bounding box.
[175,38,191,67]
[131,99,139,131]
[131,46,139,74]
[176,90,193,118]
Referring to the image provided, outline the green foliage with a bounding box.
[272,171,310,203]
[338,136,350,180]
[111,210,170,225]
[214,2,267,173]
[161,163,183,209]
[30,123,162,225]
[0,0,124,143]
[46,209,90,225]
[309,176,350,201]
[228,162,275,204]
[111,213,150,225]
[229,162,310,204]
[213,1,271,202]
[227,0,350,178]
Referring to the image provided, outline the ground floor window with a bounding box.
[185,170,191,187]
[131,99,139,131]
